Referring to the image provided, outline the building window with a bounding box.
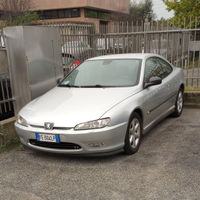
[65,9,72,18]
[51,10,57,19]
[58,10,65,18]
[85,9,98,18]
[44,11,51,19]
[72,9,80,17]
[85,9,110,19]
[99,12,107,19]
[39,8,80,19]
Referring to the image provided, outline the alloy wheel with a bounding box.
[129,118,141,148]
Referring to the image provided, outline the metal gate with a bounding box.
[44,20,200,88]
[0,37,14,120]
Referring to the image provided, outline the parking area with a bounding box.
[0,108,200,200]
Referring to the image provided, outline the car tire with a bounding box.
[124,112,142,155]
[172,88,184,117]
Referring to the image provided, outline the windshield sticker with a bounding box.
[61,81,70,85]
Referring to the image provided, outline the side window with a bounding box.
[158,58,173,79]
[144,57,163,82]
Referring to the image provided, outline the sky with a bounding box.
[133,0,174,20]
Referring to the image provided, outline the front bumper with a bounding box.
[15,122,128,154]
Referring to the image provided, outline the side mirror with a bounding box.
[144,76,162,89]
[57,78,62,85]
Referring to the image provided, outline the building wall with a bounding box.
[34,0,130,14]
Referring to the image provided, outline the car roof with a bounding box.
[87,53,159,61]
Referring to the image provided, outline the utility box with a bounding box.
[4,26,63,114]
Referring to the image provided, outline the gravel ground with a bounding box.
[0,108,200,200]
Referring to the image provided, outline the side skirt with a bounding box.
[143,105,175,135]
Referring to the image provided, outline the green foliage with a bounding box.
[0,137,24,153]
[1,11,39,28]
[185,87,200,91]
[133,0,156,22]
[13,137,20,144]
[0,145,5,154]
[111,0,156,22]
[18,144,24,150]
[163,0,200,28]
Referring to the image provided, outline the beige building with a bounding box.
[34,0,130,30]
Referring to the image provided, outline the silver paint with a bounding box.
[15,53,185,154]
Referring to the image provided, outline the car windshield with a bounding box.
[60,59,141,87]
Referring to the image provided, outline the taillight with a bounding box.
[71,60,80,70]
[74,60,80,66]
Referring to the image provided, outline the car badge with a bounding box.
[44,122,54,130]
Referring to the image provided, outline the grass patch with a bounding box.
[185,87,200,92]
[0,137,25,154]
[188,56,200,69]
[0,145,5,154]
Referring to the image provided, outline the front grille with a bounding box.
[30,125,72,130]
[29,139,81,150]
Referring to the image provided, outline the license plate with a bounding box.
[36,133,59,143]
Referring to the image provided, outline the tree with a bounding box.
[0,0,39,28]
[163,0,200,28]
[111,0,156,22]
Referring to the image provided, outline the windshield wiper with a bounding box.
[79,85,103,88]
[80,85,114,88]
[59,84,79,88]
[94,84,103,87]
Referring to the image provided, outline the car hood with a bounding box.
[19,86,140,127]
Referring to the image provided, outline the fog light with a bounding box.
[89,142,106,147]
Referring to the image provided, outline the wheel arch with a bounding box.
[180,83,185,92]
[130,108,143,126]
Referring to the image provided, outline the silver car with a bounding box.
[15,54,185,155]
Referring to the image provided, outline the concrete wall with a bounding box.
[0,117,17,145]
[33,0,130,13]
[184,92,200,108]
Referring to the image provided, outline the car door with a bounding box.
[157,57,176,110]
[142,57,168,129]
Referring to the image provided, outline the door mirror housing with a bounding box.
[144,76,162,89]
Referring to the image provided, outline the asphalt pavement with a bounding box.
[0,108,200,200]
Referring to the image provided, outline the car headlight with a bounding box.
[74,118,110,130]
[17,115,28,127]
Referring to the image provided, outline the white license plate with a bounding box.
[36,133,59,143]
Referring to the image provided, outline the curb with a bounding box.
[184,92,200,108]
[0,117,17,145]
